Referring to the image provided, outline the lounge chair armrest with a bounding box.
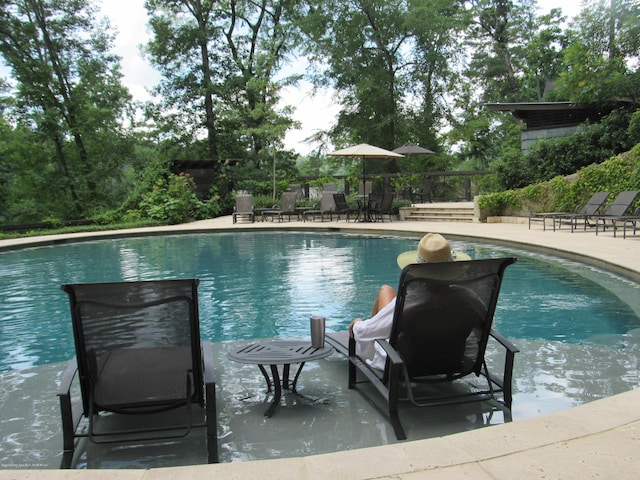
[57,357,78,396]
[489,329,519,354]
[56,358,82,455]
[375,339,403,367]
[201,341,219,463]
[489,329,518,409]
[201,341,217,385]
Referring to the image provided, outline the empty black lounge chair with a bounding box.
[262,192,299,222]
[326,257,518,440]
[233,194,255,223]
[303,192,336,222]
[528,191,610,231]
[618,206,640,238]
[58,279,218,467]
[594,191,640,237]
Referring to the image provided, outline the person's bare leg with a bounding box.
[371,285,396,316]
[350,285,396,338]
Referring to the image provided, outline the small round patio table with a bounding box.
[227,340,333,417]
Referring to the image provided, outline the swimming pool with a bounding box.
[1,231,639,372]
[1,231,639,467]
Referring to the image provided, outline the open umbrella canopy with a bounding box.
[392,142,434,155]
[328,143,404,158]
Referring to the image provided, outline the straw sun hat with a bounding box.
[396,233,470,269]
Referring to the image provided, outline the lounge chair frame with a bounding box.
[58,279,218,467]
[329,257,518,440]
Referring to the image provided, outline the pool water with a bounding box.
[1,231,639,372]
[1,231,640,468]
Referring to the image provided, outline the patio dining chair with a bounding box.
[370,191,395,222]
[333,193,354,222]
[303,191,336,222]
[58,279,218,467]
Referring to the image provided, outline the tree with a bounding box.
[465,0,566,103]
[451,0,567,177]
[144,0,299,173]
[551,0,640,104]
[0,0,133,220]
[299,0,467,176]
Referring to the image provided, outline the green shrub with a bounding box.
[477,190,522,216]
[139,173,203,224]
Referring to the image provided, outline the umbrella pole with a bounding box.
[359,158,372,222]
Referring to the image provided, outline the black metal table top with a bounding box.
[228,340,332,365]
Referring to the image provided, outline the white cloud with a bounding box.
[99,0,160,103]
[280,82,340,155]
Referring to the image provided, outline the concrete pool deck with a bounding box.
[1,211,639,479]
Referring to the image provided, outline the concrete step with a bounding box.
[400,202,475,223]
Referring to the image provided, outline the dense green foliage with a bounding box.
[0,0,135,223]
[493,108,640,188]
[478,143,640,216]
[0,0,638,226]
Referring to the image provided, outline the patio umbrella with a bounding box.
[328,143,404,185]
[392,142,434,155]
[328,143,403,221]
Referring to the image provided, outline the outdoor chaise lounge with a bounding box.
[303,191,336,222]
[616,207,640,238]
[58,279,218,468]
[528,191,610,231]
[326,257,518,440]
[233,194,255,223]
[262,192,299,222]
[594,191,640,237]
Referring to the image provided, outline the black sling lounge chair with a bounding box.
[327,257,517,440]
[594,191,640,236]
[528,191,610,231]
[262,192,299,222]
[58,279,218,467]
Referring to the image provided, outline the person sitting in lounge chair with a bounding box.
[348,233,474,371]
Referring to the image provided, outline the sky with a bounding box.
[3,1,585,155]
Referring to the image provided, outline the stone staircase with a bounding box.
[399,202,475,223]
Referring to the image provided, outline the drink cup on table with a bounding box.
[310,316,326,348]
